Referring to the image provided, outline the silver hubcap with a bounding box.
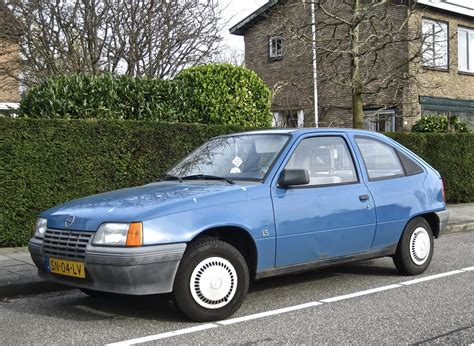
[409,227,431,265]
[190,257,237,309]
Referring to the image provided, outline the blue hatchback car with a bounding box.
[29,129,448,321]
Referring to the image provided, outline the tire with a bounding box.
[173,239,249,322]
[393,217,434,275]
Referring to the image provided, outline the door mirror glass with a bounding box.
[278,169,310,188]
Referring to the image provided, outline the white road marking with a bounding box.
[75,305,116,318]
[106,324,218,346]
[399,270,464,286]
[107,267,472,345]
[218,302,322,325]
[320,284,402,303]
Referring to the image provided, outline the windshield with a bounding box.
[168,134,290,181]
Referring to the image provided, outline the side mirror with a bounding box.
[278,169,310,188]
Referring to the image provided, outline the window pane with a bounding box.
[422,21,434,66]
[355,137,404,180]
[435,22,448,68]
[286,137,358,186]
[469,32,474,72]
[422,19,448,69]
[459,29,468,71]
[398,151,424,176]
[269,36,282,59]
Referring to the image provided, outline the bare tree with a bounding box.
[1,0,224,87]
[212,45,245,66]
[259,0,446,128]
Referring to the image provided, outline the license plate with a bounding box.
[48,257,86,279]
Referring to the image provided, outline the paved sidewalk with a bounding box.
[0,247,67,298]
[0,203,472,299]
[444,203,474,233]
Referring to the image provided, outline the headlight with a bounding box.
[35,218,47,238]
[93,222,143,247]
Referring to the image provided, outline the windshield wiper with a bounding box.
[181,174,235,185]
[160,173,182,183]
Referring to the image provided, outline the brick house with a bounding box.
[0,2,21,107]
[230,0,474,131]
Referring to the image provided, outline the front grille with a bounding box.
[43,229,93,260]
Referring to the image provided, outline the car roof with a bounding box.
[227,128,385,137]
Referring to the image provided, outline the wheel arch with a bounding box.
[421,212,441,238]
[191,226,258,280]
[401,212,440,240]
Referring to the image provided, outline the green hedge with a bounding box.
[19,74,177,121]
[174,64,272,127]
[387,132,473,204]
[18,64,272,127]
[1,119,473,247]
[411,115,470,133]
[0,118,250,247]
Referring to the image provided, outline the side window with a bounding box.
[286,136,358,186]
[355,137,405,180]
[397,150,424,176]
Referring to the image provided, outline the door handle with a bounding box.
[359,194,369,201]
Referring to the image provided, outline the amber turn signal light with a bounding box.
[126,222,143,247]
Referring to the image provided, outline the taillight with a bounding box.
[441,178,446,202]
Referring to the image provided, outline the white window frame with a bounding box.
[458,26,474,73]
[272,112,282,127]
[269,35,283,60]
[422,18,448,70]
[297,110,304,127]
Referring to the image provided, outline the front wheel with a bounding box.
[393,217,434,275]
[173,239,249,322]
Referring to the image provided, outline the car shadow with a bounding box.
[2,290,186,323]
[250,258,399,292]
[322,258,400,277]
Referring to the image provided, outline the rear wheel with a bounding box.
[173,239,249,322]
[393,217,434,275]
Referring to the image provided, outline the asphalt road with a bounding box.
[1,231,473,345]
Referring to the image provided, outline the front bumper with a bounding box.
[28,237,186,295]
[435,209,449,236]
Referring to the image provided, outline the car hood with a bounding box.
[42,182,250,231]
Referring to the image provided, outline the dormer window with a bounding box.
[269,35,283,60]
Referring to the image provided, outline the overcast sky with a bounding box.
[221,0,474,51]
[222,0,267,51]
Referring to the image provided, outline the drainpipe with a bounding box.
[311,1,319,127]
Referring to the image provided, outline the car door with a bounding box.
[351,135,427,251]
[271,134,377,267]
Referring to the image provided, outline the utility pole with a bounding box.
[311,0,319,127]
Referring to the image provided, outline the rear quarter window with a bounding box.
[397,150,425,176]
